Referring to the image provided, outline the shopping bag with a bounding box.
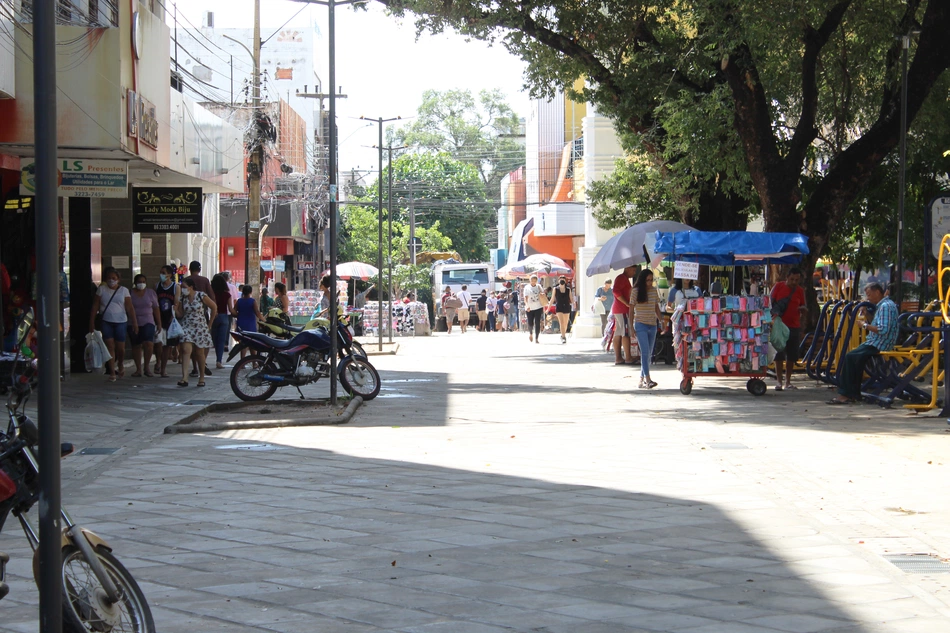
[770,316,789,352]
[167,317,184,340]
[84,332,103,371]
[156,327,167,346]
[92,331,112,363]
[592,299,605,315]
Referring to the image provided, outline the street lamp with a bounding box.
[361,115,402,350]
[375,144,409,343]
[896,29,920,309]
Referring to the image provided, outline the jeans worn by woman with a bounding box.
[211,314,231,364]
[634,321,658,378]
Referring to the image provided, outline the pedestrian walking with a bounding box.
[154,265,180,377]
[552,276,573,343]
[260,287,276,312]
[175,277,216,388]
[457,285,472,333]
[486,292,497,332]
[210,274,234,369]
[494,292,506,331]
[476,290,489,332]
[632,269,665,389]
[612,265,636,365]
[129,274,161,378]
[523,275,545,344]
[507,285,519,331]
[594,278,613,336]
[185,261,214,378]
[88,267,138,382]
[232,285,265,359]
[442,286,461,334]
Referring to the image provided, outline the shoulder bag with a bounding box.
[94,288,119,331]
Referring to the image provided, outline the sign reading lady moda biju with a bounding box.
[20,159,128,198]
[132,187,202,233]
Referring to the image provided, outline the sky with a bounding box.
[176,1,533,179]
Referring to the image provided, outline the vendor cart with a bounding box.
[653,230,809,396]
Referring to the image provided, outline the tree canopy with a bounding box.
[355,152,493,262]
[391,88,526,199]
[381,0,950,287]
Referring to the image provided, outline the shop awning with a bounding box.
[653,230,809,265]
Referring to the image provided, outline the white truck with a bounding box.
[432,261,496,326]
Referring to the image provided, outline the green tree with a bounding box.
[361,153,492,261]
[339,203,452,266]
[391,88,526,198]
[382,0,950,306]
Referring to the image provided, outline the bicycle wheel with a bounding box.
[61,544,155,633]
[230,355,278,402]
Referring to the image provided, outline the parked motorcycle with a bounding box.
[0,310,155,632]
[257,307,367,359]
[227,325,381,402]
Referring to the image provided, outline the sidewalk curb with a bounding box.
[163,396,363,434]
[361,343,400,356]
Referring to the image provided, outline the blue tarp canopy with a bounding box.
[653,230,809,266]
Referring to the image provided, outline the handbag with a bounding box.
[94,288,119,331]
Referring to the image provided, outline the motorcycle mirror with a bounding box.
[15,309,35,348]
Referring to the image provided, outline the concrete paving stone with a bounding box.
[397,621,512,633]
[616,610,721,631]
[680,622,789,633]
[549,600,655,621]
[464,605,592,631]
[680,602,778,622]
[744,613,852,633]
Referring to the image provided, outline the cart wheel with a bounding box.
[747,378,767,396]
[679,378,693,395]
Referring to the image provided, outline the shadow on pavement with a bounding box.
[0,441,891,633]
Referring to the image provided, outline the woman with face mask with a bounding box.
[552,276,573,344]
[129,274,161,377]
[154,265,180,377]
[174,277,217,387]
[88,266,139,382]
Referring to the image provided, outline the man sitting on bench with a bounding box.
[828,282,899,405]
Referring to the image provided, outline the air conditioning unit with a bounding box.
[204,11,214,28]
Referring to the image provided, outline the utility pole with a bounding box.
[409,181,416,292]
[34,0,62,629]
[248,0,263,298]
[387,153,394,344]
[361,116,401,350]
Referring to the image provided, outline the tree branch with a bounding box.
[786,0,852,173]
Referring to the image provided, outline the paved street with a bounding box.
[3,331,950,632]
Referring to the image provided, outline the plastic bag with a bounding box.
[167,317,184,340]
[770,316,790,352]
[767,342,778,365]
[84,332,103,372]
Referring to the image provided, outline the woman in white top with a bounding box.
[667,278,700,371]
[522,274,545,343]
[88,267,139,382]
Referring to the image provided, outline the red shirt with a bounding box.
[611,273,633,315]
[771,281,805,329]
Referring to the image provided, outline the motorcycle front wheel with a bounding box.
[230,355,279,402]
[350,341,367,359]
[338,356,380,401]
[61,544,155,633]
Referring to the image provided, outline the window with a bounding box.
[443,269,489,285]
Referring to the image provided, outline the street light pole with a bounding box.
[361,116,401,350]
[33,0,62,628]
[895,32,910,309]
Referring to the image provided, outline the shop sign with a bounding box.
[674,260,700,280]
[297,260,315,271]
[132,187,202,233]
[20,159,129,198]
[127,89,159,149]
[260,260,286,272]
[930,196,950,259]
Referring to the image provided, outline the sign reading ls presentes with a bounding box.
[20,159,129,198]
[132,187,202,233]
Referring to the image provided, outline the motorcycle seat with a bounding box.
[244,332,293,349]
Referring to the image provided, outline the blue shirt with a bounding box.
[866,297,898,351]
[595,287,613,312]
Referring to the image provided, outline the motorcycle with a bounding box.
[227,324,381,402]
[257,307,367,359]
[0,310,155,632]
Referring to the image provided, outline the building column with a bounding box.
[99,195,134,283]
[68,198,93,372]
[575,106,624,338]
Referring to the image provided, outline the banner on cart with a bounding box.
[674,261,699,280]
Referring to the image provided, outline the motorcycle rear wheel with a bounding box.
[338,356,381,401]
[61,544,155,633]
[230,355,279,402]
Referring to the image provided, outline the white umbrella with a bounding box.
[323,261,379,280]
[585,220,693,276]
[498,253,573,279]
